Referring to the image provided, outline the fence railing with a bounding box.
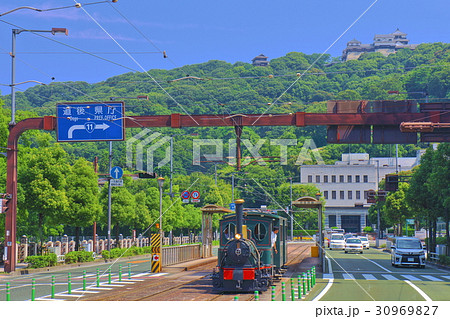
[162,244,201,266]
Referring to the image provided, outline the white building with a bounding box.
[300,152,423,233]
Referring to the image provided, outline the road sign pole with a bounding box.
[107,141,112,251]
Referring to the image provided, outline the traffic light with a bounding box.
[138,172,158,179]
[1,198,10,214]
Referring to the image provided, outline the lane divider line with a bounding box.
[359,255,392,273]
[404,280,432,301]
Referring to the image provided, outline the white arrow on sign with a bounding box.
[67,123,110,139]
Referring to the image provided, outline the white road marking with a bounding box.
[404,280,432,301]
[359,255,392,273]
[402,275,421,281]
[323,274,334,279]
[362,274,377,280]
[421,275,443,282]
[313,256,334,301]
[441,276,450,280]
[382,274,398,281]
[343,273,355,280]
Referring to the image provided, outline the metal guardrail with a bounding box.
[162,244,201,266]
[429,252,439,262]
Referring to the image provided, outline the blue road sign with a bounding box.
[229,203,236,210]
[110,166,123,179]
[57,102,125,142]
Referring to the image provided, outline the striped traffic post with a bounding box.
[303,272,307,293]
[297,275,302,299]
[68,273,72,294]
[312,267,315,286]
[281,282,286,301]
[51,276,55,298]
[307,270,310,291]
[6,282,10,301]
[108,267,112,284]
[119,265,122,282]
[254,291,259,301]
[96,268,100,287]
[234,296,239,301]
[290,278,295,301]
[31,279,35,301]
[128,264,131,279]
[83,271,86,291]
[271,285,276,301]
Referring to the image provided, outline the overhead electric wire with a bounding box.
[252,0,381,125]
[74,1,200,126]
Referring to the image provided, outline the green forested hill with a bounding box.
[0,43,449,239]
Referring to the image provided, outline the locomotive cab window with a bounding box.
[253,223,267,241]
[222,223,235,241]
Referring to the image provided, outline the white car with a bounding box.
[345,238,363,254]
[329,234,346,250]
[358,236,370,249]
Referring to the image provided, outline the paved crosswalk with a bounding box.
[323,273,450,282]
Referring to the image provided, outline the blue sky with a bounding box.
[0,0,449,95]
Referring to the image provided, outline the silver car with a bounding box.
[358,236,370,249]
[345,238,363,254]
[329,234,346,250]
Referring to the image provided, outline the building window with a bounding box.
[340,191,345,200]
[347,175,352,183]
[348,191,352,199]
[324,191,328,199]
[364,191,369,199]
[328,215,337,227]
[332,191,336,200]
[356,191,361,199]
[308,175,312,183]
[355,175,360,183]
[363,175,368,183]
[324,175,328,183]
[339,175,344,183]
[332,175,336,183]
[316,175,320,183]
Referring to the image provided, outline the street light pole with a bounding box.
[10,28,68,126]
[157,177,165,251]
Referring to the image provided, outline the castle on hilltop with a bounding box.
[342,29,419,61]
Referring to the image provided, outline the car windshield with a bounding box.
[359,237,368,241]
[397,239,422,249]
[331,235,344,240]
[346,239,361,243]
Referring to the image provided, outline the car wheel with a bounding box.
[420,265,425,269]
[345,251,348,254]
[330,248,332,250]
[360,251,363,254]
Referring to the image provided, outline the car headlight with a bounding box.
[419,251,425,256]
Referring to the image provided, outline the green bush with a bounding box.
[25,254,58,268]
[438,255,450,265]
[64,251,94,264]
[102,246,152,260]
[363,226,373,232]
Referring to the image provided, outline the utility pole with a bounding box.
[231,173,235,202]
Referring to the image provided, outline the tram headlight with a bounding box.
[235,234,241,240]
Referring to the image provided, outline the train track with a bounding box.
[81,242,313,301]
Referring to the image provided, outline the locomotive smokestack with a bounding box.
[235,199,244,237]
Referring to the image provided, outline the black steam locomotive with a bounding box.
[212,199,287,292]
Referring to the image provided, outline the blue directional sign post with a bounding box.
[110,166,123,179]
[57,102,125,142]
